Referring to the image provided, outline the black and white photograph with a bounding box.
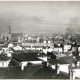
[0,1,80,79]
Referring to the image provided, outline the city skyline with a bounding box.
[0,1,80,34]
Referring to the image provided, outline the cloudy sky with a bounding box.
[0,1,80,34]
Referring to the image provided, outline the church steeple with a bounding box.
[8,25,12,41]
[9,25,11,34]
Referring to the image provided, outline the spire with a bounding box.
[9,25,11,34]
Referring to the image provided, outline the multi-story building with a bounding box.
[64,44,72,52]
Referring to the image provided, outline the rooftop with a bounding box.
[49,56,74,64]
[12,52,40,62]
[0,54,11,61]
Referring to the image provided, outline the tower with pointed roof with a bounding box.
[8,25,12,42]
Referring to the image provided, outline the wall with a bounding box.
[59,64,69,73]
[51,64,69,73]
[0,61,10,68]
[74,69,80,78]
[53,47,62,53]
[43,48,53,54]
[64,45,71,52]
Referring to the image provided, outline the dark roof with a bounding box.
[71,44,80,47]
[49,56,74,64]
[54,44,63,48]
[0,54,10,61]
[69,65,80,69]
[12,52,40,62]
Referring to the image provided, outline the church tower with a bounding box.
[8,25,12,41]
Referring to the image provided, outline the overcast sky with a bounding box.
[0,1,80,34]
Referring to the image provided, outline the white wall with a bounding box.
[74,69,80,78]
[43,48,53,54]
[78,47,80,52]
[64,45,71,52]
[51,64,69,73]
[59,64,69,73]
[0,61,10,68]
[53,48,62,53]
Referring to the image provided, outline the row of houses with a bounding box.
[47,50,80,79]
[3,42,80,55]
[53,44,80,54]
[0,41,80,79]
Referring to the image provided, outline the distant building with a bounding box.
[8,43,14,48]
[72,45,78,52]
[11,33,23,42]
[64,44,71,52]
[22,40,54,51]
[13,44,22,51]
[36,37,40,43]
[53,45,63,53]
[0,54,11,68]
